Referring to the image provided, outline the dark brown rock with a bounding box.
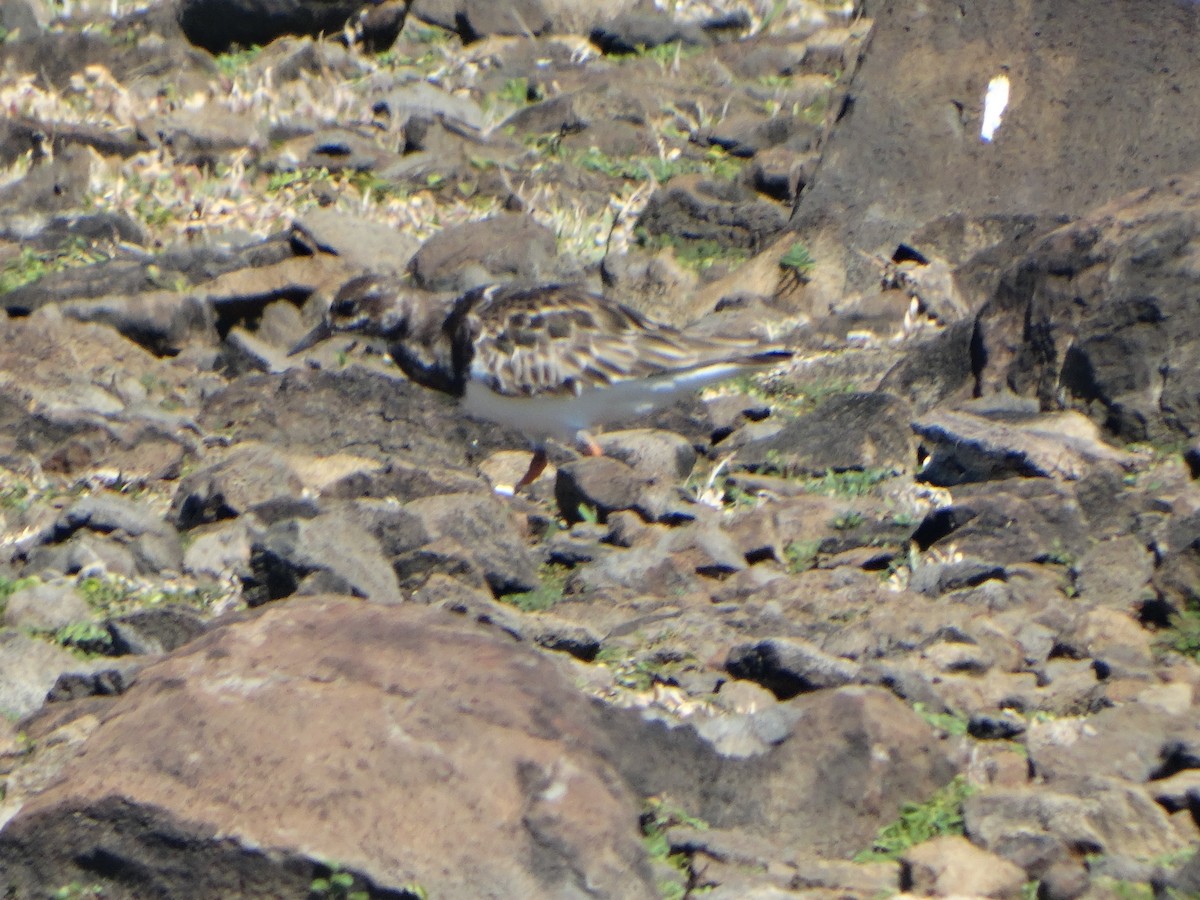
[636,178,788,256]
[0,147,93,221]
[178,0,404,54]
[454,0,551,41]
[0,599,657,898]
[1,116,151,168]
[23,533,140,580]
[603,685,958,858]
[503,93,589,136]
[906,558,1005,596]
[1037,861,1090,900]
[589,12,711,54]
[259,36,362,81]
[408,213,560,292]
[398,492,540,594]
[963,778,1187,868]
[144,106,263,169]
[0,318,199,477]
[669,518,749,579]
[392,82,489,133]
[246,511,402,605]
[1025,703,1200,785]
[353,0,408,51]
[697,113,818,160]
[55,495,174,543]
[169,443,313,529]
[317,457,490,504]
[35,494,185,577]
[108,606,208,656]
[726,637,863,699]
[290,210,421,278]
[571,530,695,596]
[0,29,215,91]
[792,0,1200,294]
[52,290,220,357]
[974,173,1200,443]
[46,666,138,703]
[2,582,92,633]
[595,429,696,483]
[912,408,1137,486]
[1166,848,1200,895]
[0,0,42,38]
[748,145,817,203]
[0,630,102,719]
[555,456,679,524]
[913,479,1088,568]
[2,6,1198,897]
[1,232,298,321]
[197,366,524,470]
[1150,506,1200,610]
[737,391,915,476]
[905,212,1070,313]
[901,835,1025,899]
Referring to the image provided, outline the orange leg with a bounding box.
[514,448,549,491]
[579,431,604,457]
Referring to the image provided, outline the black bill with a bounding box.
[288,319,334,356]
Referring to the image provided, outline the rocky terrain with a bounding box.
[0,0,1199,897]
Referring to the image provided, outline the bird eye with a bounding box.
[331,298,357,318]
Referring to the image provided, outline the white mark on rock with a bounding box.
[981,74,1010,142]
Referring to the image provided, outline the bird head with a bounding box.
[289,274,416,355]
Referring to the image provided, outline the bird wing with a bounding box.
[453,284,789,399]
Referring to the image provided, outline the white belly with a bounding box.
[461,362,751,446]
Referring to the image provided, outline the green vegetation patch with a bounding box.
[309,858,426,900]
[801,467,895,497]
[912,702,969,737]
[20,573,222,658]
[853,775,976,863]
[0,240,108,295]
[783,539,820,573]
[76,573,227,619]
[596,644,695,692]
[568,144,745,183]
[635,230,749,273]
[830,510,865,531]
[613,41,706,69]
[51,884,106,900]
[1082,877,1195,900]
[214,45,263,79]
[0,482,31,511]
[1071,848,1197,900]
[1155,604,1200,660]
[641,796,709,900]
[496,76,542,106]
[726,375,858,418]
[0,575,38,620]
[502,563,571,612]
[799,93,831,124]
[310,869,367,900]
[779,241,815,277]
[52,620,114,656]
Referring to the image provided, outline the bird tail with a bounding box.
[737,347,793,366]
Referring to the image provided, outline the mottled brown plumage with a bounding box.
[291,275,792,452]
[450,282,790,399]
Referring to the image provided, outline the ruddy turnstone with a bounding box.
[290,275,793,488]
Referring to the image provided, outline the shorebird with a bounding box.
[290,275,793,489]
